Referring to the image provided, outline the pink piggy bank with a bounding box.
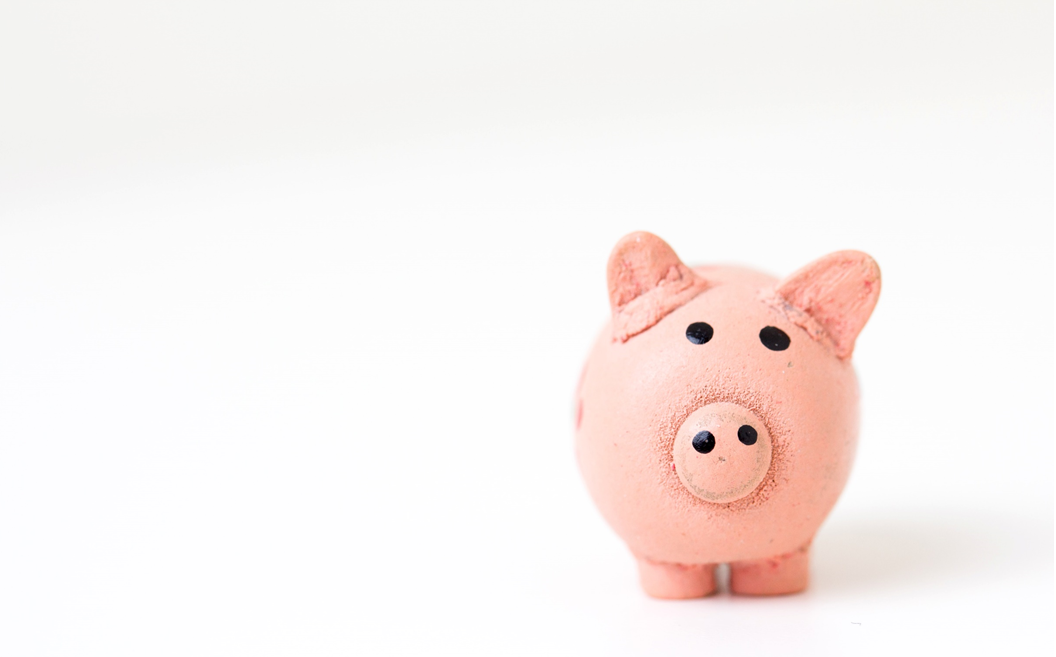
[575,232,881,598]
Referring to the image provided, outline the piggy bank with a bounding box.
[575,232,880,597]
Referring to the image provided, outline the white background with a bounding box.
[0,2,1052,655]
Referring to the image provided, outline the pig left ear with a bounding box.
[774,251,881,360]
[607,232,710,342]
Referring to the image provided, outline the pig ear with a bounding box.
[774,250,881,359]
[607,232,710,342]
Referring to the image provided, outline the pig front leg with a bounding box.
[729,543,811,595]
[636,558,717,599]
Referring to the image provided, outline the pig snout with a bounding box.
[673,402,772,503]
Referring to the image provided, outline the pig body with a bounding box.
[575,233,880,597]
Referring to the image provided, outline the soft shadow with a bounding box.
[812,508,1053,594]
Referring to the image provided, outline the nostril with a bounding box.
[738,425,758,446]
[692,431,716,454]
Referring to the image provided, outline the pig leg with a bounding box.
[636,558,717,599]
[729,543,811,595]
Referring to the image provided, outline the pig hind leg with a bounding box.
[729,543,811,595]
[636,558,718,599]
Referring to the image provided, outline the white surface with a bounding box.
[0,2,1052,655]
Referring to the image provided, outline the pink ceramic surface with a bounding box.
[575,232,880,598]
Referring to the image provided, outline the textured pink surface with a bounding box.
[576,232,880,597]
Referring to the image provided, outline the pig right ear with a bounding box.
[773,250,881,360]
[607,232,709,342]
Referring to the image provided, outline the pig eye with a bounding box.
[685,322,714,345]
[759,326,790,351]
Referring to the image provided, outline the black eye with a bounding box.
[692,431,715,454]
[737,425,758,445]
[686,322,714,345]
[759,326,790,351]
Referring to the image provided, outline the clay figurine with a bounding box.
[575,232,880,597]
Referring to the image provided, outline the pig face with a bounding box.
[575,232,880,564]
